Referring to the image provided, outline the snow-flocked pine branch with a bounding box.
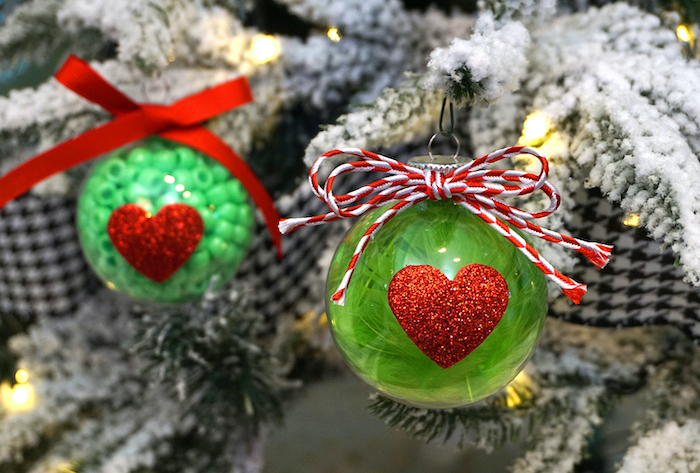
[424,12,530,107]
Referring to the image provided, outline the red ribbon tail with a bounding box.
[563,283,586,305]
[0,114,154,208]
[55,55,140,115]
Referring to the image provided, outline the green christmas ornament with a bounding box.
[326,200,547,408]
[77,138,254,303]
[280,147,612,408]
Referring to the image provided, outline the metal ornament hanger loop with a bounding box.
[428,132,461,163]
[428,97,460,163]
[141,75,172,104]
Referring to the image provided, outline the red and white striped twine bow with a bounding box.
[279,146,613,306]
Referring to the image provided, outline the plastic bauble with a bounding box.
[326,199,548,408]
[77,138,253,302]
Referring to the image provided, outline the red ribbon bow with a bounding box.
[280,147,613,305]
[0,55,281,257]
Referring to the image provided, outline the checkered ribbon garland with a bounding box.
[280,147,613,305]
[0,193,98,322]
[548,187,700,341]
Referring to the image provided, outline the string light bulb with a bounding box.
[14,369,29,384]
[622,212,641,227]
[56,462,78,473]
[519,112,551,146]
[1,370,36,412]
[504,370,533,408]
[327,27,341,42]
[505,385,521,408]
[294,310,328,337]
[249,34,281,65]
[677,24,692,43]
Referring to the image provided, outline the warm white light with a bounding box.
[623,213,640,227]
[438,247,447,254]
[677,25,692,43]
[517,132,566,171]
[536,132,567,159]
[14,369,29,384]
[250,34,281,65]
[175,184,185,192]
[513,370,530,384]
[327,27,341,42]
[182,191,192,198]
[505,370,532,408]
[505,385,521,408]
[294,311,329,337]
[12,386,29,404]
[520,112,550,145]
[226,37,246,64]
[56,462,77,473]
[1,381,36,412]
[453,257,461,263]
[164,175,175,184]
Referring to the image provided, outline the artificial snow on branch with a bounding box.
[279,0,474,108]
[0,60,276,183]
[509,388,603,473]
[477,0,557,26]
[0,294,187,473]
[528,3,700,286]
[0,0,475,187]
[468,3,700,287]
[129,286,294,427]
[303,75,442,166]
[618,421,700,473]
[0,285,290,473]
[276,0,415,43]
[0,0,75,67]
[423,12,530,106]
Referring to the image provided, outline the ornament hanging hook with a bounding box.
[428,97,460,163]
[439,97,455,137]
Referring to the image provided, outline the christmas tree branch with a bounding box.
[302,75,442,166]
[0,0,70,67]
[423,12,530,107]
[618,420,700,472]
[469,3,700,288]
[129,286,295,429]
[0,284,296,472]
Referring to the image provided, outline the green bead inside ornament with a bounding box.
[77,138,254,303]
[326,199,548,408]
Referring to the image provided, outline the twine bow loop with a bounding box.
[280,147,613,306]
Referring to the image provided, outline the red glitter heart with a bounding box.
[387,264,509,369]
[107,203,204,283]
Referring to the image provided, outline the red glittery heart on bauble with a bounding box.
[107,203,204,283]
[387,264,509,369]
